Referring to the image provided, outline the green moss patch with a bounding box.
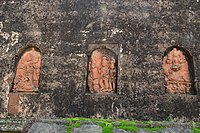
[193,128,200,133]
[62,117,167,133]
[192,121,200,133]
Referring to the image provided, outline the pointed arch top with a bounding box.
[13,47,41,92]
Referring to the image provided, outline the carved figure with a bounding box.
[99,56,110,91]
[13,48,41,92]
[88,48,116,93]
[163,48,191,93]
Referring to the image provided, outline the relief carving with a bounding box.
[88,48,116,93]
[163,48,191,94]
[13,47,41,92]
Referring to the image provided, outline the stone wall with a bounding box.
[0,0,199,120]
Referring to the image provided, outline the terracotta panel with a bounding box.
[13,48,41,92]
[163,48,191,94]
[8,93,20,114]
[88,48,116,93]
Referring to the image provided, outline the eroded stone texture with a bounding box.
[88,47,116,93]
[159,127,193,133]
[163,48,191,94]
[28,122,67,133]
[13,48,41,92]
[72,124,102,133]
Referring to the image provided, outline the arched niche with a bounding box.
[87,47,117,93]
[162,46,195,94]
[12,47,41,92]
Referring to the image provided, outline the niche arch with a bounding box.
[162,46,195,94]
[12,46,41,92]
[87,46,117,93]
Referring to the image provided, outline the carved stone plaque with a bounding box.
[88,47,116,93]
[13,48,41,92]
[163,48,191,94]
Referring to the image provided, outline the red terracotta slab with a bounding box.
[8,93,20,114]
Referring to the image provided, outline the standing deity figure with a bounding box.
[99,56,111,91]
[163,48,191,94]
[88,49,116,93]
[13,48,41,92]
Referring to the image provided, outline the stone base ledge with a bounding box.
[0,118,199,133]
[0,118,27,132]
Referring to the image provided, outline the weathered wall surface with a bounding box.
[0,0,199,120]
